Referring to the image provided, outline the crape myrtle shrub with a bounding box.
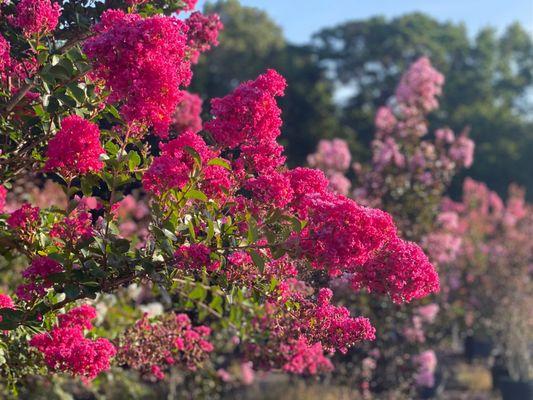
[428,179,533,345]
[0,0,438,393]
[307,58,473,396]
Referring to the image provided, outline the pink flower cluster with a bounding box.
[143,130,230,197]
[186,12,223,63]
[248,282,375,374]
[307,138,351,173]
[116,313,213,380]
[174,243,220,272]
[0,34,11,77]
[50,209,94,246]
[413,350,437,388]
[395,57,444,113]
[0,185,7,212]
[351,237,440,304]
[16,256,63,301]
[9,0,61,37]
[280,336,333,375]
[205,69,287,174]
[0,293,15,310]
[182,0,198,11]
[311,288,376,353]
[84,10,192,135]
[7,203,40,230]
[307,138,352,194]
[172,91,203,134]
[30,305,116,382]
[45,115,105,177]
[297,193,397,277]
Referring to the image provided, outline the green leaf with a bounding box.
[67,84,86,103]
[247,216,258,244]
[207,219,215,242]
[64,284,80,299]
[128,150,141,171]
[249,250,265,273]
[188,285,207,301]
[209,295,223,314]
[183,146,201,167]
[207,157,231,170]
[105,141,119,156]
[0,309,25,330]
[185,189,207,202]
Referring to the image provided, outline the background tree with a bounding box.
[313,13,533,199]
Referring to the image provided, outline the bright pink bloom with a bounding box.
[298,193,397,276]
[0,185,7,212]
[311,288,376,353]
[0,294,14,309]
[58,305,97,330]
[245,171,294,208]
[9,0,61,37]
[286,167,329,201]
[16,256,63,301]
[84,10,192,135]
[142,130,215,194]
[45,115,104,177]
[50,209,94,245]
[206,69,286,149]
[174,243,219,272]
[0,35,11,76]
[7,203,40,229]
[280,336,333,375]
[30,306,115,382]
[352,237,440,304]
[182,0,198,10]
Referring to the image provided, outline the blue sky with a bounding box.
[199,0,533,43]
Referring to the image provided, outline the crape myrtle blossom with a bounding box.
[84,10,191,136]
[8,0,61,38]
[84,7,221,136]
[172,91,203,134]
[395,56,444,113]
[0,34,11,77]
[116,313,213,380]
[15,256,63,301]
[30,305,116,382]
[413,350,437,388]
[185,12,223,63]
[44,115,105,178]
[307,138,352,194]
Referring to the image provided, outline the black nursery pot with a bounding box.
[499,378,533,400]
[491,363,509,390]
[464,335,492,361]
